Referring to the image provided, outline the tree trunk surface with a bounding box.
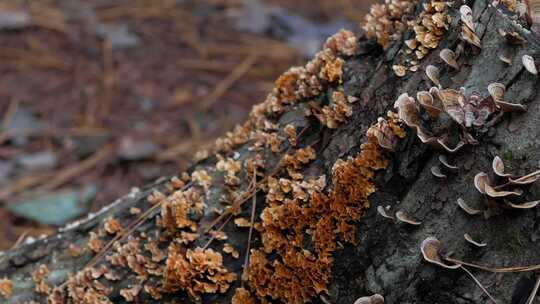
[2,1,540,303]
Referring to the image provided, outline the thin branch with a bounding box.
[526,276,540,304]
[241,166,258,285]
[446,257,540,273]
[199,53,260,110]
[460,266,497,304]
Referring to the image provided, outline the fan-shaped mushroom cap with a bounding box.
[393,65,407,77]
[420,237,462,269]
[474,172,488,194]
[461,25,482,48]
[354,294,385,304]
[439,49,459,69]
[485,184,523,198]
[394,93,423,129]
[495,100,527,112]
[368,118,398,151]
[487,83,505,102]
[435,88,466,125]
[464,233,487,247]
[395,210,422,225]
[460,5,475,31]
[417,91,442,118]
[439,155,458,170]
[377,205,395,221]
[509,170,540,185]
[506,200,540,209]
[437,139,465,154]
[425,65,441,87]
[492,156,512,177]
[430,166,446,178]
[522,55,538,75]
[498,52,512,65]
[456,198,482,215]
[498,29,527,45]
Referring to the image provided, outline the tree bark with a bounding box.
[2,1,540,303]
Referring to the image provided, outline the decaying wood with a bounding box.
[2,1,540,303]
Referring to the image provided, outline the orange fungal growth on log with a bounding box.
[32,264,51,294]
[0,278,13,299]
[87,231,103,253]
[163,245,237,301]
[245,112,406,303]
[38,26,403,304]
[160,188,205,233]
[103,216,122,235]
[363,0,415,49]
[232,287,255,304]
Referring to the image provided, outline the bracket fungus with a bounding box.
[420,237,461,269]
[456,198,483,215]
[393,65,407,77]
[460,5,482,48]
[474,156,540,209]
[395,210,422,226]
[363,0,414,49]
[474,172,524,198]
[354,294,385,304]
[506,200,540,209]
[460,5,475,31]
[522,54,538,74]
[425,65,441,87]
[498,28,527,45]
[417,91,442,118]
[0,278,13,299]
[498,50,513,65]
[439,155,458,170]
[367,117,400,151]
[430,165,447,178]
[464,233,487,247]
[394,91,467,153]
[384,1,452,76]
[394,81,522,154]
[492,155,512,177]
[439,48,459,69]
[377,205,395,221]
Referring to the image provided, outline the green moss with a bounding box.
[502,150,514,162]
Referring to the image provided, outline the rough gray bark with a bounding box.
[2,1,540,303]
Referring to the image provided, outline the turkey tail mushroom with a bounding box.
[439,49,459,69]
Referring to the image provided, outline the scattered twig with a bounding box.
[199,53,260,110]
[446,257,540,273]
[101,39,114,123]
[201,213,234,250]
[1,99,19,131]
[0,173,54,201]
[202,126,312,233]
[10,230,29,250]
[526,276,540,304]
[460,266,498,304]
[0,46,70,71]
[82,181,191,273]
[203,178,259,234]
[84,202,159,271]
[241,166,258,284]
[36,144,114,191]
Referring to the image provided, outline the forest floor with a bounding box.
[0,0,374,249]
